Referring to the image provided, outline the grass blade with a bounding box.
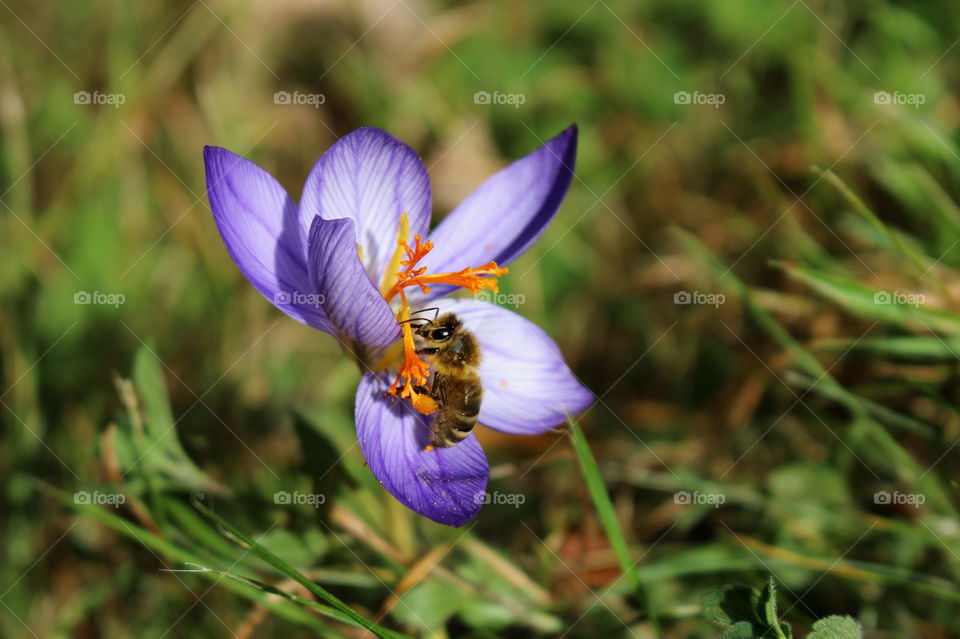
[192,495,410,639]
[61,492,335,633]
[775,262,960,336]
[568,415,662,636]
[814,166,949,296]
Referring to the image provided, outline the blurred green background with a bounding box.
[3,0,960,636]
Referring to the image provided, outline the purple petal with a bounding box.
[356,373,489,527]
[434,298,593,435]
[204,146,331,333]
[307,217,400,348]
[420,125,577,280]
[299,128,432,282]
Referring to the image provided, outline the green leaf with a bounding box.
[760,578,790,638]
[719,621,757,639]
[132,345,176,439]
[701,585,763,625]
[120,345,222,493]
[257,528,327,569]
[388,580,463,631]
[807,615,862,639]
[701,579,790,639]
[459,599,517,630]
[761,578,779,628]
[568,415,662,636]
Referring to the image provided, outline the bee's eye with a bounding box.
[433,328,452,340]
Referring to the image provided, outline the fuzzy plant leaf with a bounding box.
[761,578,779,626]
[701,585,764,626]
[702,578,792,639]
[807,616,862,639]
[719,621,757,639]
[760,577,792,638]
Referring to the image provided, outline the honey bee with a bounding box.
[409,311,483,449]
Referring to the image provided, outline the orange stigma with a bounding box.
[385,215,506,414]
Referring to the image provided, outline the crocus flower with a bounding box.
[204,125,592,526]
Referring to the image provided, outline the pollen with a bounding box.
[387,291,437,414]
[385,214,507,414]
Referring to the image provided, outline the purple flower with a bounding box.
[204,126,593,526]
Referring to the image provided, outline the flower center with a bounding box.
[382,212,506,414]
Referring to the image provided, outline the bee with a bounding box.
[409,311,483,449]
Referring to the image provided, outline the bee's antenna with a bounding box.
[398,317,432,327]
[410,307,440,321]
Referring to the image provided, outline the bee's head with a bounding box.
[414,313,459,342]
[411,313,461,356]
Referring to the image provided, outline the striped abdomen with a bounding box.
[429,375,482,448]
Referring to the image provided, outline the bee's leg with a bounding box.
[414,374,445,406]
[436,376,447,406]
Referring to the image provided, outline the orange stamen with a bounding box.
[388,289,437,414]
[385,228,507,415]
[384,235,507,302]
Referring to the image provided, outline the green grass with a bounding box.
[3,0,960,636]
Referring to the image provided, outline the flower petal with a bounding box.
[307,217,400,347]
[421,125,577,278]
[299,127,432,282]
[356,372,489,527]
[432,298,593,435]
[204,146,331,333]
